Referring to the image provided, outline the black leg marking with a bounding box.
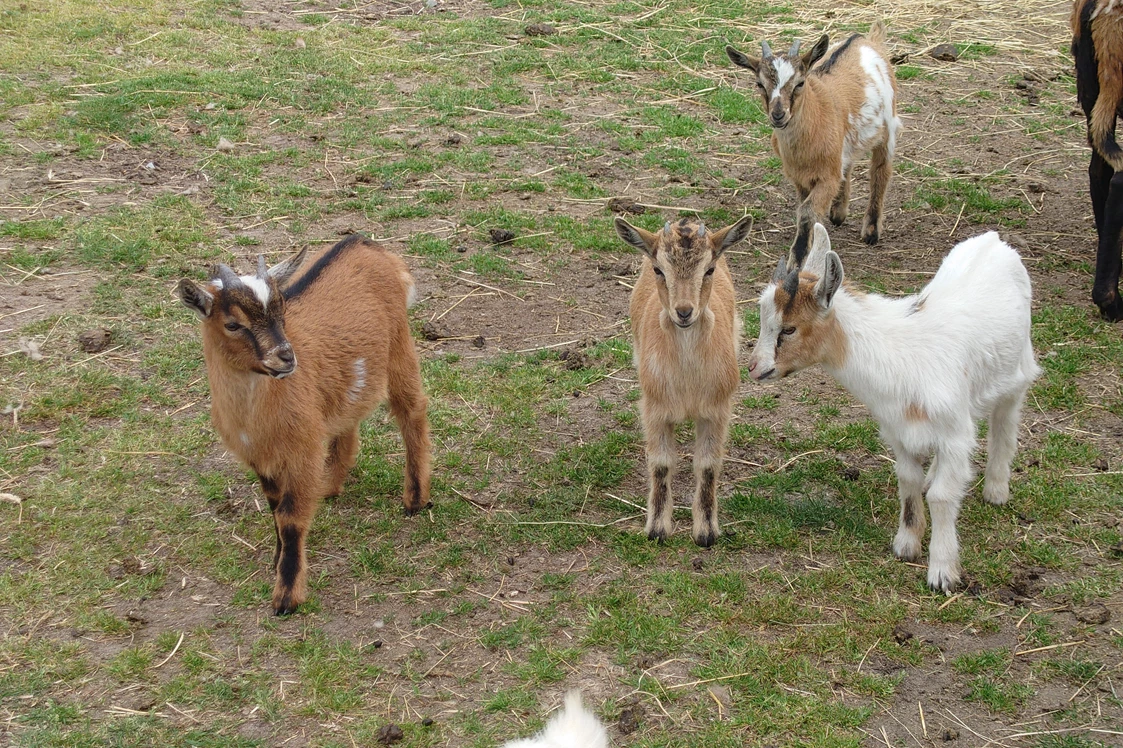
[648,466,669,542]
[275,491,296,516]
[276,525,301,616]
[789,225,810,267]
[695,468,717,548]
[902,496,917,529]
[1094,173,1123,321]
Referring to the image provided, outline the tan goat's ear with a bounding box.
[709,214,754,257]
[801,34,830,69]
[614,217,659,259]
[726,45,760,74]
[178,279,214,320]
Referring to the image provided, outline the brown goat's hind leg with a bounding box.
[862,143,893,245]
[1094,171,1123,321]
[325,428,360,497]
[790,180,839,267]
[830,166,853,226]
[389,380,432,516]
[259,475,282,569]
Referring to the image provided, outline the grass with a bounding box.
[0,0,1120,746]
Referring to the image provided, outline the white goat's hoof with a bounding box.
[982,482,1009,506]
[892,530,922,562]
[926,563,962,593]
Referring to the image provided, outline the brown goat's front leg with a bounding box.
[259,475,283,570]
[644,414,676,542]
[272,483,320,616]
[691,414,728,548]
[390,394,431,516]
[863,143,893,245]
[789,179,840,267]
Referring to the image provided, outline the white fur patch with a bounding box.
[347,358,367,403]
[500,691,607,748]
[240,275,271,306]
[841,46,898,176]
[406,282,418,308]
[771,57,795,100]
[240,432,251,447]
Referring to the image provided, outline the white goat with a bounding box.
[727,22,901,263]
[747,224,1040,591]
[501,691,608,748]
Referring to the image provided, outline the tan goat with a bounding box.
[178,235,431,615]
[727,22,900,264]
[616,216,752,546]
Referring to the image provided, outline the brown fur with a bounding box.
[179,237,431,615]
[904,403,929,422]
[618,216,750,546]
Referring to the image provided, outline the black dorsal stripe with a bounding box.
[282,234,374,302]
[814,33,860,76]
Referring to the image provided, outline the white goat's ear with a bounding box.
[268,247,308,286]
[804,223,832,277]
[815,251,844,308]
[726,45,760,73]
[614,217,659,259]
[709,214,754,257]
[801,34,830,69]
[178,279,214,319]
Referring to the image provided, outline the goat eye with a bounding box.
[224,321,242,332]
[794,81,804,90]
[652,266,664,278]
[704,267,715,277]
[781,326,796,336]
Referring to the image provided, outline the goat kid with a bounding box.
[616,215,753,547]
[1072,0,1123,319]
[501,691,609,748]
[178,235,431,615]
[727,22,901,263]
[747,224,1039,592]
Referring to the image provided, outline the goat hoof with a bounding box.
[1096,296,1123,322]
[829,213,846,227]
[273,596,299,617]
[861,228,879,245]
[693,531,717,548]
[926,567,962,594]
[982,483,1009,506]
[646,528,668,543]
[403,500,432,517]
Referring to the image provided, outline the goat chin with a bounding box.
[500,692,609,748]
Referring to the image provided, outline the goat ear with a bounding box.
[268,247,308,286]
[614,217,659,258]
[178,279,214,320]
[815,251,844,308]
[726,45,760,74]
[801,34,830,69]
[804,223,832,277]
[709,214,754,258]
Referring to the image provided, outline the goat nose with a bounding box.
[277,346,295,364]
[675,306,693,322]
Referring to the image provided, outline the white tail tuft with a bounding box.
[501,691,609,748]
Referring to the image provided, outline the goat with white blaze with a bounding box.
[727,22,901,264]
[747,224,1039,591]
[616,215,753,547]
[178,235,431,615]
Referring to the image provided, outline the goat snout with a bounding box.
[770,108,789,128]
[674,305,694,326]
[264,344,297,377]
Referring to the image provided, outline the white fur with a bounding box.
[347,358,367,403]
[752,226,1040,592]
[240,275,271,306]
[771,57,795,101]
[501,692,608,748]
[841,46,899,176]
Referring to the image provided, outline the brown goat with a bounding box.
[1072,0,1123,319]
[727,22,900,264]
[616,216,752,547]
[178,235,431,615]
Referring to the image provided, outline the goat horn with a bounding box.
[213,263,241,289]
[783,267,800,297]
[664,221,672,235]
[696,223,706,238]
[789,39,801,57]
[761,40,773,58]
[256,255,268,279]
[773,255,788,282]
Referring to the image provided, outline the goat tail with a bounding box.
[501,691,609,748]
[401,268,419,308]
[1089,7,1123,170]
[868,19,888,45]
